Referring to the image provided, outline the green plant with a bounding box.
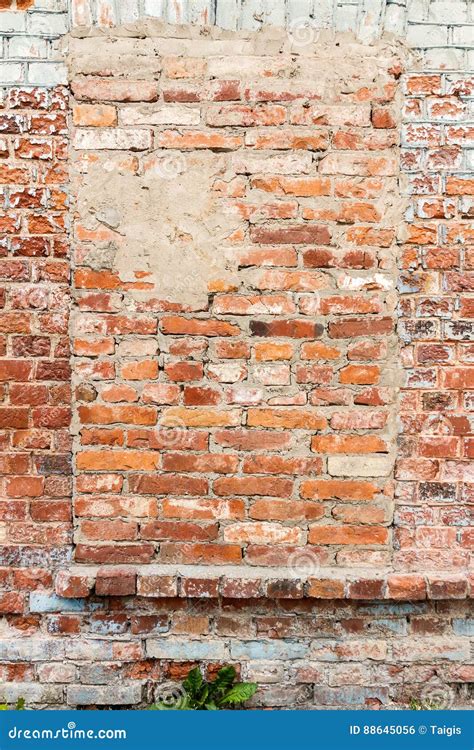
[0,698,25,711]
[409,697,442,710]
[150,666,257,710]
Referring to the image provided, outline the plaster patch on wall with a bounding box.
[74,152,241,307]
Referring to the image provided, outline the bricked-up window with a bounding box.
[70,29,403,568]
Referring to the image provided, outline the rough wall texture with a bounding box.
[0,84,71,567]
[69,26,404,570]
[397,69,473,572]
[0,0,472,709]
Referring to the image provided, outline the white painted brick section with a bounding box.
[384,2,407,35]
[0,12,26,33]
[406,23,448,46]
[423,47,467,69]
[74,128,152,150]
[0,62,25,86]
[0,3,69,88]
[452,25,474,45]
[8,36,48,59]
[28,62,68,85]
[428,1,468,23]
[120,105,201,126]
[27,12,68,36]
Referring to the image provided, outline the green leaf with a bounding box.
[194,684,209,708]
[218,683,258,705]
[183,668,203,698]
[212,666,236,692]
[204,701,218,710]
[15,698,25,711]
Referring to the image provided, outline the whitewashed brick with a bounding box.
[464,149,474,170]
[143,0,166,18]
[406,23,448,46]
[428,1,468,23]
[74,128,152,151]
[118,0,140,23]
[358,0,385,42]
[27,12,69,36]
[232,152,312,175]
[120,104,200,126]
[0,639,65,662]
[407,0,430,22]
[334,4,359,31]
[0,62,25,85]
[48,38,65,62]
[215,0,240,29]
[0,12,26,33]
[28,62,67,85]
[310,0,334,27]
[8,36,48,60]
[328,455,394,477]
[384,2,407,35]
[188,0,216,25]
[423,47,466,69]
[165,0,187,23]
[452,25,474,45]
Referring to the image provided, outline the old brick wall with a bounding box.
[69,26,403,570]
[0,0,471,709]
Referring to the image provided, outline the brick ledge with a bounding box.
[55,565,472,601]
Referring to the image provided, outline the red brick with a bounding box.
[95,567,137,596]
[386,575,427,601]
[250,225,331,245]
